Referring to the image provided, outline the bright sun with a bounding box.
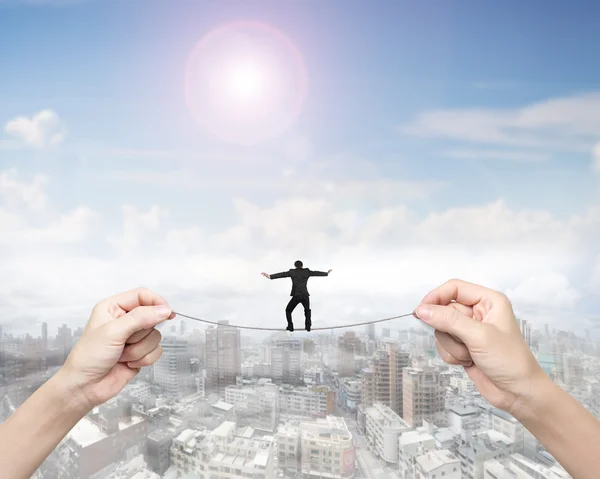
[185,22,308,145]
[226,60,265,102]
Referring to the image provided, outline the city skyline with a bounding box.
[2,309,594,478]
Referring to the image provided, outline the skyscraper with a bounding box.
[366,323,375,341]
[153,337,193,398]
[270,335,303,383]
[337,331,360,377]
[41,322,48,350]
[521,319,532,348]
[361,341,409,416]
[205,321,242,395]
[403,366,445,427]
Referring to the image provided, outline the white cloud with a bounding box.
[0,164,598,336]
[443,149,548,162]
[5,110,67,149]
[401,91,600,153]
[0,169,48,212]
[506,273,582,310]
[107,204,169,252]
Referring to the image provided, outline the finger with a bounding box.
[414,303,486,346]
[449,301,473,318]
[435,341,463,366]
[126,328,154,345]
[420,278,495,307]
[127,345,163,369]
[104,305,172,344]
[435,330,472,364]
[120,329,162,363]
[110,287,176,317]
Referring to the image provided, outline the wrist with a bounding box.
[51,367,94,417]
[509,367,556,424]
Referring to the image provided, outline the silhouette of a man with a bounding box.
[262,260,332,332]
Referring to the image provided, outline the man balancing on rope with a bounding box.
[261,260,332,332]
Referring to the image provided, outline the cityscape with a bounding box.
[1,316,598,478]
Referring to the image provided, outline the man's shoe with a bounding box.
[286,324,294,332]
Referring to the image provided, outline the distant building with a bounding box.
[59,400,147,478]
[170,423,274,479]
[279,384,335,417]
[299,416,355,479]
[457,429,514,479]
[276,422,300,476]
[205,322,242,395]
[361,342,410,416]
[403,367,445,427]
[270,336,303,383]
[153,338,193,398]
[398,429,436,479]
[146,430,175,475]
[415,449,461,479]
[364,403,411,466]
[484,453,571,479]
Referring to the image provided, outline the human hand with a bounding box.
[328,269,332,274]
[59,287,175,411]
[413,279,548,415]
[261,272,270,279]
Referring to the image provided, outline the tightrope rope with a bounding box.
[173,311,416,331]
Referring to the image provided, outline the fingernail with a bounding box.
[414,305,433,321]
[155,305,171,319]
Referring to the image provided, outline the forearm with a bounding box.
[0,368,91,478]
[513,374,600,479]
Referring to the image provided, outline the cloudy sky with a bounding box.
[1,0,599,338]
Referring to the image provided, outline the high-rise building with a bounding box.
[402,366,445,427]
[361,341,409,416]
[366,323,375,341]
[337,331,360,377]
[153,337,193,398]
[521,319,532,348]
[55,324,73,363]
[205,321,242,395]
[41,322,48,350]
[270,336,303,383]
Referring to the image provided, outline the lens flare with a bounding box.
[185,21,308,145]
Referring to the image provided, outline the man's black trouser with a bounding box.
[285,294,311,330]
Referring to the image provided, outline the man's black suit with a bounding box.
[269,267,329,331]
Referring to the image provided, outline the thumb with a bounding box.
[104,305,172,344]
[414,303,485,346]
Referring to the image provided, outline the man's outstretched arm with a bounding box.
[309,269,332,276]
[262,271,291,279]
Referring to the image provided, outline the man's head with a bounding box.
[294,260,303,268]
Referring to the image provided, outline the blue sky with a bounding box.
[1,0,599,214]
[1,0,599,336]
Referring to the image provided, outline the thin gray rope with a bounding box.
[173,311,415,331]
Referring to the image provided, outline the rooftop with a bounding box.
[300,416,353,444]
[212,421,236,438]
[399,429,435,447]
[212,400,234,412]
[448,404,479,416]
[416,449,460,472]
[70,415,145,448]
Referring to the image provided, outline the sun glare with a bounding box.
[227,60,265,102]
[185,22,308,145]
